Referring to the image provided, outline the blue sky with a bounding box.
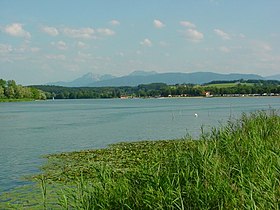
[0,0,280,85]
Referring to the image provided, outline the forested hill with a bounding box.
[89,72,263,87]
[33,79,280,99]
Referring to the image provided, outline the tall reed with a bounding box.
[40,111,280,209]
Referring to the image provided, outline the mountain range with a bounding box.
[46,71,280,87]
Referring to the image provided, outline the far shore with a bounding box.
[1,95,280,103]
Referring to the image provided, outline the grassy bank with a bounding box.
[0,98,35,103]
[1,111,280,209]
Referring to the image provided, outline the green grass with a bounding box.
[205,83,253,88]
[1,111,280,209]
[0,98,35,102]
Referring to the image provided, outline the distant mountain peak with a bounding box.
[46,72,116,87]
[81,72,99,80]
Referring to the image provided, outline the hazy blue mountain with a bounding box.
[47,73,115,87]
[265,74,280,81]
[46,71,265,87]
[88,72,264,87]
[128,70,158,76]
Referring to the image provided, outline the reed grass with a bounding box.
[1,111,279,209]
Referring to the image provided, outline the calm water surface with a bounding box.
[0,97,279,193]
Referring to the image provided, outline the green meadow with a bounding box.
[1,111,279,209]
[204,82,254,88]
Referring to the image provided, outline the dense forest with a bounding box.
[0,79,47,100]
[32,79,280,99]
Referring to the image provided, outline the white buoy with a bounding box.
[194,113,198,117]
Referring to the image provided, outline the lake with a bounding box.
[0,97,279,194]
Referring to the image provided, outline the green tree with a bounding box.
[30,88,41,99]
[5,86,15,98]
[14,85,24,98]
[7,80,16,88]
[0,86,5,98]
[0,79,6,88]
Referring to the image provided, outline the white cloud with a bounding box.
[77,41,87,49]
[140,38,152,47]
[159,41,168,47]
[63,27,95,39]
[219,46,231,53]
[15,45,40,53]
[185,29,204,42]
[57,41,67,50]
[77,51,92,59]
[42,26,59,36]
[45,54,66,60]
[30,47,40,53]
[251,41,272,52]
[116,52,124,57]
[52,41,67,50]
[153,19,165,29]
[180,21,196,28]
[0,43,40,55]
[97,28,115,36]
[4,23,31,39]
[110,20,120,26]
[238,33,246,39]
[62,27,115,38]
[214,29,230,40]
[259,43,272,52]
[0,44,13,53]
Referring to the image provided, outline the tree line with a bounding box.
[0,79,47,100]
[1,78,279,101]
[204,80,280,95]
[32,79,280,99]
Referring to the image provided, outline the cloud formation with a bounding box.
[185,29,204,42]
[63,27,95,39]
[180,21,196,28]
[97,28,115,36]
[52,41,67,50]
[219,46,231,53]
[45,54,66,60]
[0,44,13,53]
[153,19,165,29]
[252,41,272,52]
[62,27,115,39]
[214,29,230,40]
[42,26,59,36]
[4,23,31,39]
[110,20,120,26]
[140,38,152,47]
[77,41,87,49]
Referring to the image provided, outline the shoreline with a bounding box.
[1,95,280,102]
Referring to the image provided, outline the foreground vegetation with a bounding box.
[1,111,279,209]
[32,79,280,99]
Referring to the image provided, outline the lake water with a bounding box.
[0,97,280,194]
